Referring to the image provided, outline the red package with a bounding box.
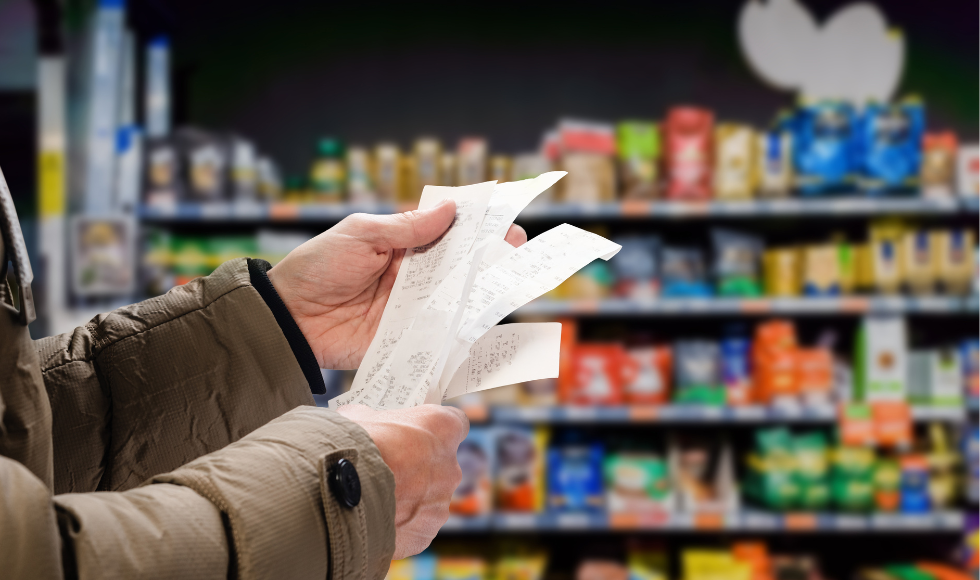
[664,106,714,200]
[624,346,671,404]
[561,344,627,405]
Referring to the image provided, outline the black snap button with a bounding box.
[329,458,361,508]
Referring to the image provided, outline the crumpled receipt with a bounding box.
[329,172,621,410]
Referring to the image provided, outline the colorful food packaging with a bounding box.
[436,557,488,580]
[837,242,857,294]
[763,248,800,297]
[562,344,628,405]
[547,442,605,511]
[373,142,401,202]
[921,132,958,198]
[451,428,494,516]
[660,246,711,297]
[561,153,616,202]
[489,155,511,183]
[345,146,373,203]
[869,220,905,294]
[830,445,875,512]
[457,138,488,186]
[873,455,901,512]
[143,137,181,205]
[712,228,763,297]
[791,101,856,195]
[908,349,963,407]
[616,121,661,199]
[612,236,660,299]
[756,130,794,198]
[795,348,833,407]
[926,423,960,508]
[624,346,672,405]
[902,230,936,295]
[673,341,723,405]
[627,541,669,580]
[855,99,925,194]
[854,316,908,403]
[388,553,437,580]
[494,552,548,580]
[899,454,931,513]
[682,550,752,580]
[495,426,548,512]
[309,137,345,201]
[439,152,457,186]
[957,144,979,197]
[962,339,979,400]
[664,107,714,200]
[603,452,671,513]
[793,431,830,510]
[933,229,976,295]
[228,137,257,201]
[713,124,757,200]
[413,138,442,198]
[177,128,228,201]
[752,320,798,404]
[721,334,752,406]
[800,245,841,296]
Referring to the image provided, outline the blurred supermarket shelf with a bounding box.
[514,296,978,317]
[441,510,965,533]
[137,196,978,223]
[489,404,967,424]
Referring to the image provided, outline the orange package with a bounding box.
[624,346,671,404]
[561,344,628,405]
[795,348,834,403]
[732,542,773,580]
[752,320,799,403]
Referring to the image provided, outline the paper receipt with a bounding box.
[330,172,620,410]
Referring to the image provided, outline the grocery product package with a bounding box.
[664,107,714,200]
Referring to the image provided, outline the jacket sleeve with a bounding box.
[1,406,396,580]
[34,258,317,493]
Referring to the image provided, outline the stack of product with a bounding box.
[552,220,976,302]
[743,424,962,513]
[281,100,980,206]
[539,318,976,411]
[448,421,966,519]
[387,541,974,580]
[143,127,283,205]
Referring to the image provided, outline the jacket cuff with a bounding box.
[247,258,326,395]
[54,484,229,579]
[148,406,396,580]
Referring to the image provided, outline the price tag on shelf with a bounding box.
[621,200,651,216]
[838,403,875,446]
[832,514,868,531]
[693,512,724,530]
[739,299,771,314]
[556,512,593,529]
[783,513,818,530]
[270,203,299,220]
[628,406,660,421]
[839,298,869,313]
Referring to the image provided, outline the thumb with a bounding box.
[364,199,457,250]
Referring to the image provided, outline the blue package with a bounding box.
[660,247,712,298]
[791,101,857,195]
[612,236,661,299]
[855,99,925,194]
[547,443,604,511]
[720,336,751,399]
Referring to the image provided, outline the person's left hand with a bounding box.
[267,201,527,369]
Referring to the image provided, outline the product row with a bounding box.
[140,103,980,207]
[510,318,977,411]
[389,540,975,580]
[563,222,977,301]
[448,421,976,518]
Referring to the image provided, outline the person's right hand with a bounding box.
[335,403,468,559]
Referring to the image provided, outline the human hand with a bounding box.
[267,202,527,369]
[335,403,468,559]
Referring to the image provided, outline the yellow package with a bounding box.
[801,245,840,295]
[494,551,547,580]
[440,153,457,186]
[682,550,752,580]
[853,243,875,291]
[869,220,905,294]
[373,143,401,203]
[764,248,800,297]
[413,138,442,198]
[713,124,757,200]
[902,230,936,295]
[933,229,976,295]
[399,157,418,203]
[838,243,857,294]
[437,557,488,580]
[490,155,512,183]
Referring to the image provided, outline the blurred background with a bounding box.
[1,0,978,578]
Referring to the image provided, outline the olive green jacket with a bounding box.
[0,258,395,579]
